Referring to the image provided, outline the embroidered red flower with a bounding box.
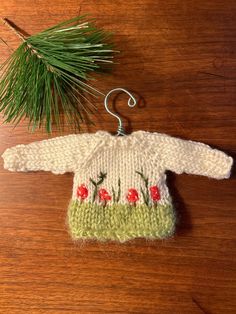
[77,184,88,200]
[149,185,160,201]
[98,188,112,202]
[126,188,139,204]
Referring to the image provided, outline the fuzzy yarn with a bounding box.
[2,131,233,242]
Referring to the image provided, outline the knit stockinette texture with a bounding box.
[2,131,233,242]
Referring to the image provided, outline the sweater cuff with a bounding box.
[2,146,26,172]
[221,156,233,179]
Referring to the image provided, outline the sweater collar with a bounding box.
[95,130,147,141]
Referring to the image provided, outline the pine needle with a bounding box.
[0,16,115,132]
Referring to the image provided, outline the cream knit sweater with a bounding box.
[2,131,233,242]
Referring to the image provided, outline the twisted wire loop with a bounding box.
[104,88,137,136]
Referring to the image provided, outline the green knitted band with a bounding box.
[67,200,176,242]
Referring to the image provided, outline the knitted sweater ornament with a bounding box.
[2,131,233,242]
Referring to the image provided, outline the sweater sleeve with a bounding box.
[152,133,233,179]
[2,133,96,174]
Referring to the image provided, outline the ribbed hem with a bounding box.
[67,200,176,242]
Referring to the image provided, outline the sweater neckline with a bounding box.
[95,130,147,141]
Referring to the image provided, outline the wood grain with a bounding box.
[0,1,236,313]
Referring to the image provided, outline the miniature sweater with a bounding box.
[2,130,233,242]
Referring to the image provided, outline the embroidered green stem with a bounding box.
[140,187,147,205]
[117,178,121,202]
[102,200,107,208]
[112,186,116,202]
[90,171,107,202]
[136,168,149,206]
[111,178,121,203]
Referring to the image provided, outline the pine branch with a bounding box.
[0,16,115,132]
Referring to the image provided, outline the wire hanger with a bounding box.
[104,88,137,136]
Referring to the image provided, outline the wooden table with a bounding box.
[0,1,235,313]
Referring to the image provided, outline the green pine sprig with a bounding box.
[0,16,115,132]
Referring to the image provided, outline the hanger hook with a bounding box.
[104,88,137,136]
